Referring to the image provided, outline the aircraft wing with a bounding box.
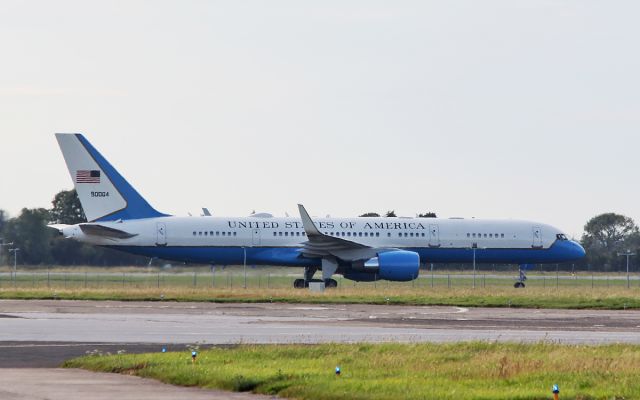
[79,223,138,239]
[297,204,382,261]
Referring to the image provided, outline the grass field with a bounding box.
[64,342,640,399]
[2,285,640,310]
[1,266,640,309]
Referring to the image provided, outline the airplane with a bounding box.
[50,133,586,289]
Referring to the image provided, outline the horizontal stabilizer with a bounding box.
[79,223,138,239]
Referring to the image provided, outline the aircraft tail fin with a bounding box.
[55,133,169,222]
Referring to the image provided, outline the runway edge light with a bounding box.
[335,366,341,376]
[552,384,560,400]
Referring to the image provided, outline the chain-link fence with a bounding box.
[0,267,638,290]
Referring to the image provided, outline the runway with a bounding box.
[2,299,640,350]
[1,300,639,398]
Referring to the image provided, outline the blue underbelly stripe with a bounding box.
[106,242,576,266]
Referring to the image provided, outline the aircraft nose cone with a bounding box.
[571,240,586,259]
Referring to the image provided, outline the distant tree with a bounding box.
[0,209,7,236]
[359,212,380,217]
[3,208,53,265]
[581,213,639,271]
[49,189,86,224]
[385,210,397,217]
[0,209,7,264]
[418,212,437,218]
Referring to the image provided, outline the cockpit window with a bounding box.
[556,233,568,241]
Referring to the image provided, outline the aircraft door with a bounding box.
[252,229,261,246]
[428,224,440,247]
[156,222,167,246]
[532,226,542,248]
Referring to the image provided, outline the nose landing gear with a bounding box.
[514,265,528,288]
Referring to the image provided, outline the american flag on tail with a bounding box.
[76,170,101,183]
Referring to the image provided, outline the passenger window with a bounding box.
[398,233,402,237]
[221,232,225,236]
[489,234,492,238]
[358,232,362,237]
[193,231,196,236]
[285,232,289,236]
[472,233,476,238]
[410,232,414,237]
[233,232,237,236]
[467,233,470,238]
[273,232,277,236]
[404,232,408,237]
[421,233,425,237]
[483,234,487,238]
[376,232,380,237]
[387,232,391,237]
[199,232,202,236]
[501,234,504,238]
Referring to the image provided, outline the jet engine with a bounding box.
[343,250,420,282]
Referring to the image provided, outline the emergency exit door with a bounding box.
[156,222,167,246]
[532,226,543,248]
[252,229,261,246]
[428,224,440,247]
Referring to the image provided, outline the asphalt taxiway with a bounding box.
[1,299,640,348]
[2,299,639,398]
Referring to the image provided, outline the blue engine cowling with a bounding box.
[377,250,420,281]
[342,250,420,282]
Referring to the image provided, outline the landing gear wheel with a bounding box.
[514,282,525,289]
[324,279,338,288]
[293,279,307,289]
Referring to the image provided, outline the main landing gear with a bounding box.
[293,278,338,288]
[293,266,338,289]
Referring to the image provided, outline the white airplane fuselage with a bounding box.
[59,215,585,267]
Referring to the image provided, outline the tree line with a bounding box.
[0,190,638,270]
[0,190,149,266]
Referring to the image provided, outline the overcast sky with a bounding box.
[1,1,638,237]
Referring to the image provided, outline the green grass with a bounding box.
[1,267,640,309]
[64,342,640,399]
[2,285,640,309]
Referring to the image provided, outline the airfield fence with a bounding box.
[0,268,639,291]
